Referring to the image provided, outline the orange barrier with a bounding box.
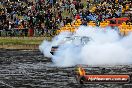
[118,24,132,35]
[57,18,132,35]
[87,21,96,26]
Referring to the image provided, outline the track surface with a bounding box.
[0,49,132,88]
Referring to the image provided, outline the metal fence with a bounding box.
[0,28,57,37]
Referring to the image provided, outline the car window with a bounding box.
[81,37,90,45]
[72,37,82,45]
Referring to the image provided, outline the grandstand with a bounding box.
[0,0,132,37]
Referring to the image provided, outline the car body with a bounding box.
[50,36,91,55]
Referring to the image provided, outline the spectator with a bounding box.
[0,0,131,37]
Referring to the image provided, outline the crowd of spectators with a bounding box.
[78,0,132,26]
[0,0,132,37]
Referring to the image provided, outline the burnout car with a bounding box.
[50,36,91,55]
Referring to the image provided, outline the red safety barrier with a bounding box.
[105,17,129,27]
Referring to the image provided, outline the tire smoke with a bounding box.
[39,26,132,67]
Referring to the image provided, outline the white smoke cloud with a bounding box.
[39,26,132,67]
[39,40,52,58]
